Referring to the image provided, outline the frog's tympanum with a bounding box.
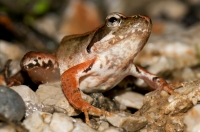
[10,13,174,124]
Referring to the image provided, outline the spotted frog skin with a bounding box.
[10,13,174,124]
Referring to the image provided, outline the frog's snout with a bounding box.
[138,15,151,24]
[132,15,152,29]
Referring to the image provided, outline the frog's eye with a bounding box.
[106,13,122,28]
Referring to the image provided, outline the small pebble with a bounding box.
[23,111,52,132]
[36,82,93,116]
[50,113,74,132]
[98,121,109,131]
[11,85,41,104]
[72,119,96,132]
[11,85,43,117]
[0,86,25,121]
[114,90,144,109]
[106,112,147,132]
[184,104,200,132]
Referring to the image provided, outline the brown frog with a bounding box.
[9,13,174,124]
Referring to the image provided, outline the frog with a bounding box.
[9,12,174,124]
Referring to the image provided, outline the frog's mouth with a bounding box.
[128,16,152,53]
[111,25,152,57]
[135,33,151,54]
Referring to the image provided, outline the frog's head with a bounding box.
[89,12,152,56]
[107,13,152,51]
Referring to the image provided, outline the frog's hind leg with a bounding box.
[61,59,109,124]
[20,51,60,84]
[7,51,60,86]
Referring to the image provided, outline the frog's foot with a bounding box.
[7,78,21,87]
[64,90,111,125]
[65,93,110,125]
[155,78,178,95]
[7,71,26,87]
[162,85,176,95]
[168,82,183,89]
[81,104,111,125]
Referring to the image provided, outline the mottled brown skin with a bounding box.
[9,13,174,125]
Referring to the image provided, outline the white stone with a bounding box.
[36,82,93,116]
[33,13,59,38]
[114,90,144,109]
[36,82,63,105]
[11,85,40,104]
[50,113,74,132]
[181,67,196,81]
[97,121,109,131]
[55,97,80,116]
[23,111,76,132]
[23,111,52,132]
[135,23,200,78]
[184,104,200,132]
[147,0,188,20]
[106,112,147,131]
[0,40,24,60]
[24,101,44,117]
[103,127,121,132]
[106,112,129,127]
[36,82,80,116]
[11,85,43,117]
[72,119,96,132]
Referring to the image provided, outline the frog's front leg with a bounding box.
[130,64,174,94]
[61,59,109,124]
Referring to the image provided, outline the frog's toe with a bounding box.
[83,109,90,125]
[163,86,175,95]
[156,85,178,96]
[7,78,22,87]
